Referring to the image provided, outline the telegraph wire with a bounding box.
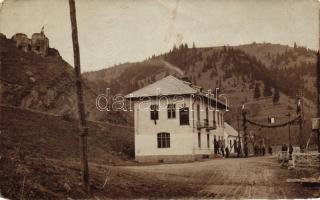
[246,116,301,128]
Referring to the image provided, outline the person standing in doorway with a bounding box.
[289,144,293,159]
[225,146,229,158]
[221,143,225,157]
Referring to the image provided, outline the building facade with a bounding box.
[126,75,230,163]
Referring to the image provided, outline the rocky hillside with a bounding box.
[0,33,76,113]
[0,33,129,124]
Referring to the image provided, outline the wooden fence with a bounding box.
[292,152,320,168]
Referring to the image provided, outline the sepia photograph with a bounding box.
[0,0,320,199]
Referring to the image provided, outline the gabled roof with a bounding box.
[125,75,229,110]
[125,75,198,98]
[224,122,238,137]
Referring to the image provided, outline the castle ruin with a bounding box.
[12,27,49,57]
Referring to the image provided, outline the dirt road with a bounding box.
[121,156,318,198]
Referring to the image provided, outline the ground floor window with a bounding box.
[157,132,170,148]
[207,133,210,148]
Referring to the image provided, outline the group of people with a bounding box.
[281,143,294,159]
[213,139,230,158]
[254,145,266,156]
[213,138,280,158]
[268,146,273,155]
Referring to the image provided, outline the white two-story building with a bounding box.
[125,75,230,163]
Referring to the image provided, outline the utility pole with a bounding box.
[297,91,304,152]
[317,50,320,153]
[68,0,90,192]
[287,113,291,145]
[237,108,241,157]
[242,108,248,157]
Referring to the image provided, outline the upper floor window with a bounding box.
[198,132,201,148]
[157,132,170,148]
[196,104,200,121]
[150,104,159,120]
[179,107,189,125]
[167,104,176,119]
[206,106,209,121]
[220,112,223,126]
[213,110,216,125]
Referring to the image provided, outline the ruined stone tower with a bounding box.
[12,33,31,53]
[12,27,49,57]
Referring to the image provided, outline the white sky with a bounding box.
[0,0,319,72]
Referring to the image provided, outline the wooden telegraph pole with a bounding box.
[317,51,320,153]
[317,7,320,153]
[237,110,240,157]
[287,113,291,145]
[297,91,304,152]
[68,0,90,192]
[242,107,248,157]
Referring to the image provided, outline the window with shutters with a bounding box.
[206,106,209,121]
[167,104,176,119]
[150,104,159,120]
[221,112,223,126]
[213,110,216,125]
[179,107,189,125]
[198,132,201,148]
[196,104,200,121]
[157,132,170,148]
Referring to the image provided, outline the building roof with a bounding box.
[125,75,229,109]
[125,75,198,98]
[224,122,238,137]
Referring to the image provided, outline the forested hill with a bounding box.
[162,43,317,101]
[84,42,317,103]
[83,42,317,145]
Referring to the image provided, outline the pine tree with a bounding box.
[173,44,177,52]
[253,83,261,99]
[184,43,188,50]
[273,87,280,104]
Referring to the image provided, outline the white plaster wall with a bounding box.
[133,95,227,158]
[134,96,194,156]
[135,133,194,156]
[192,98,224,155]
